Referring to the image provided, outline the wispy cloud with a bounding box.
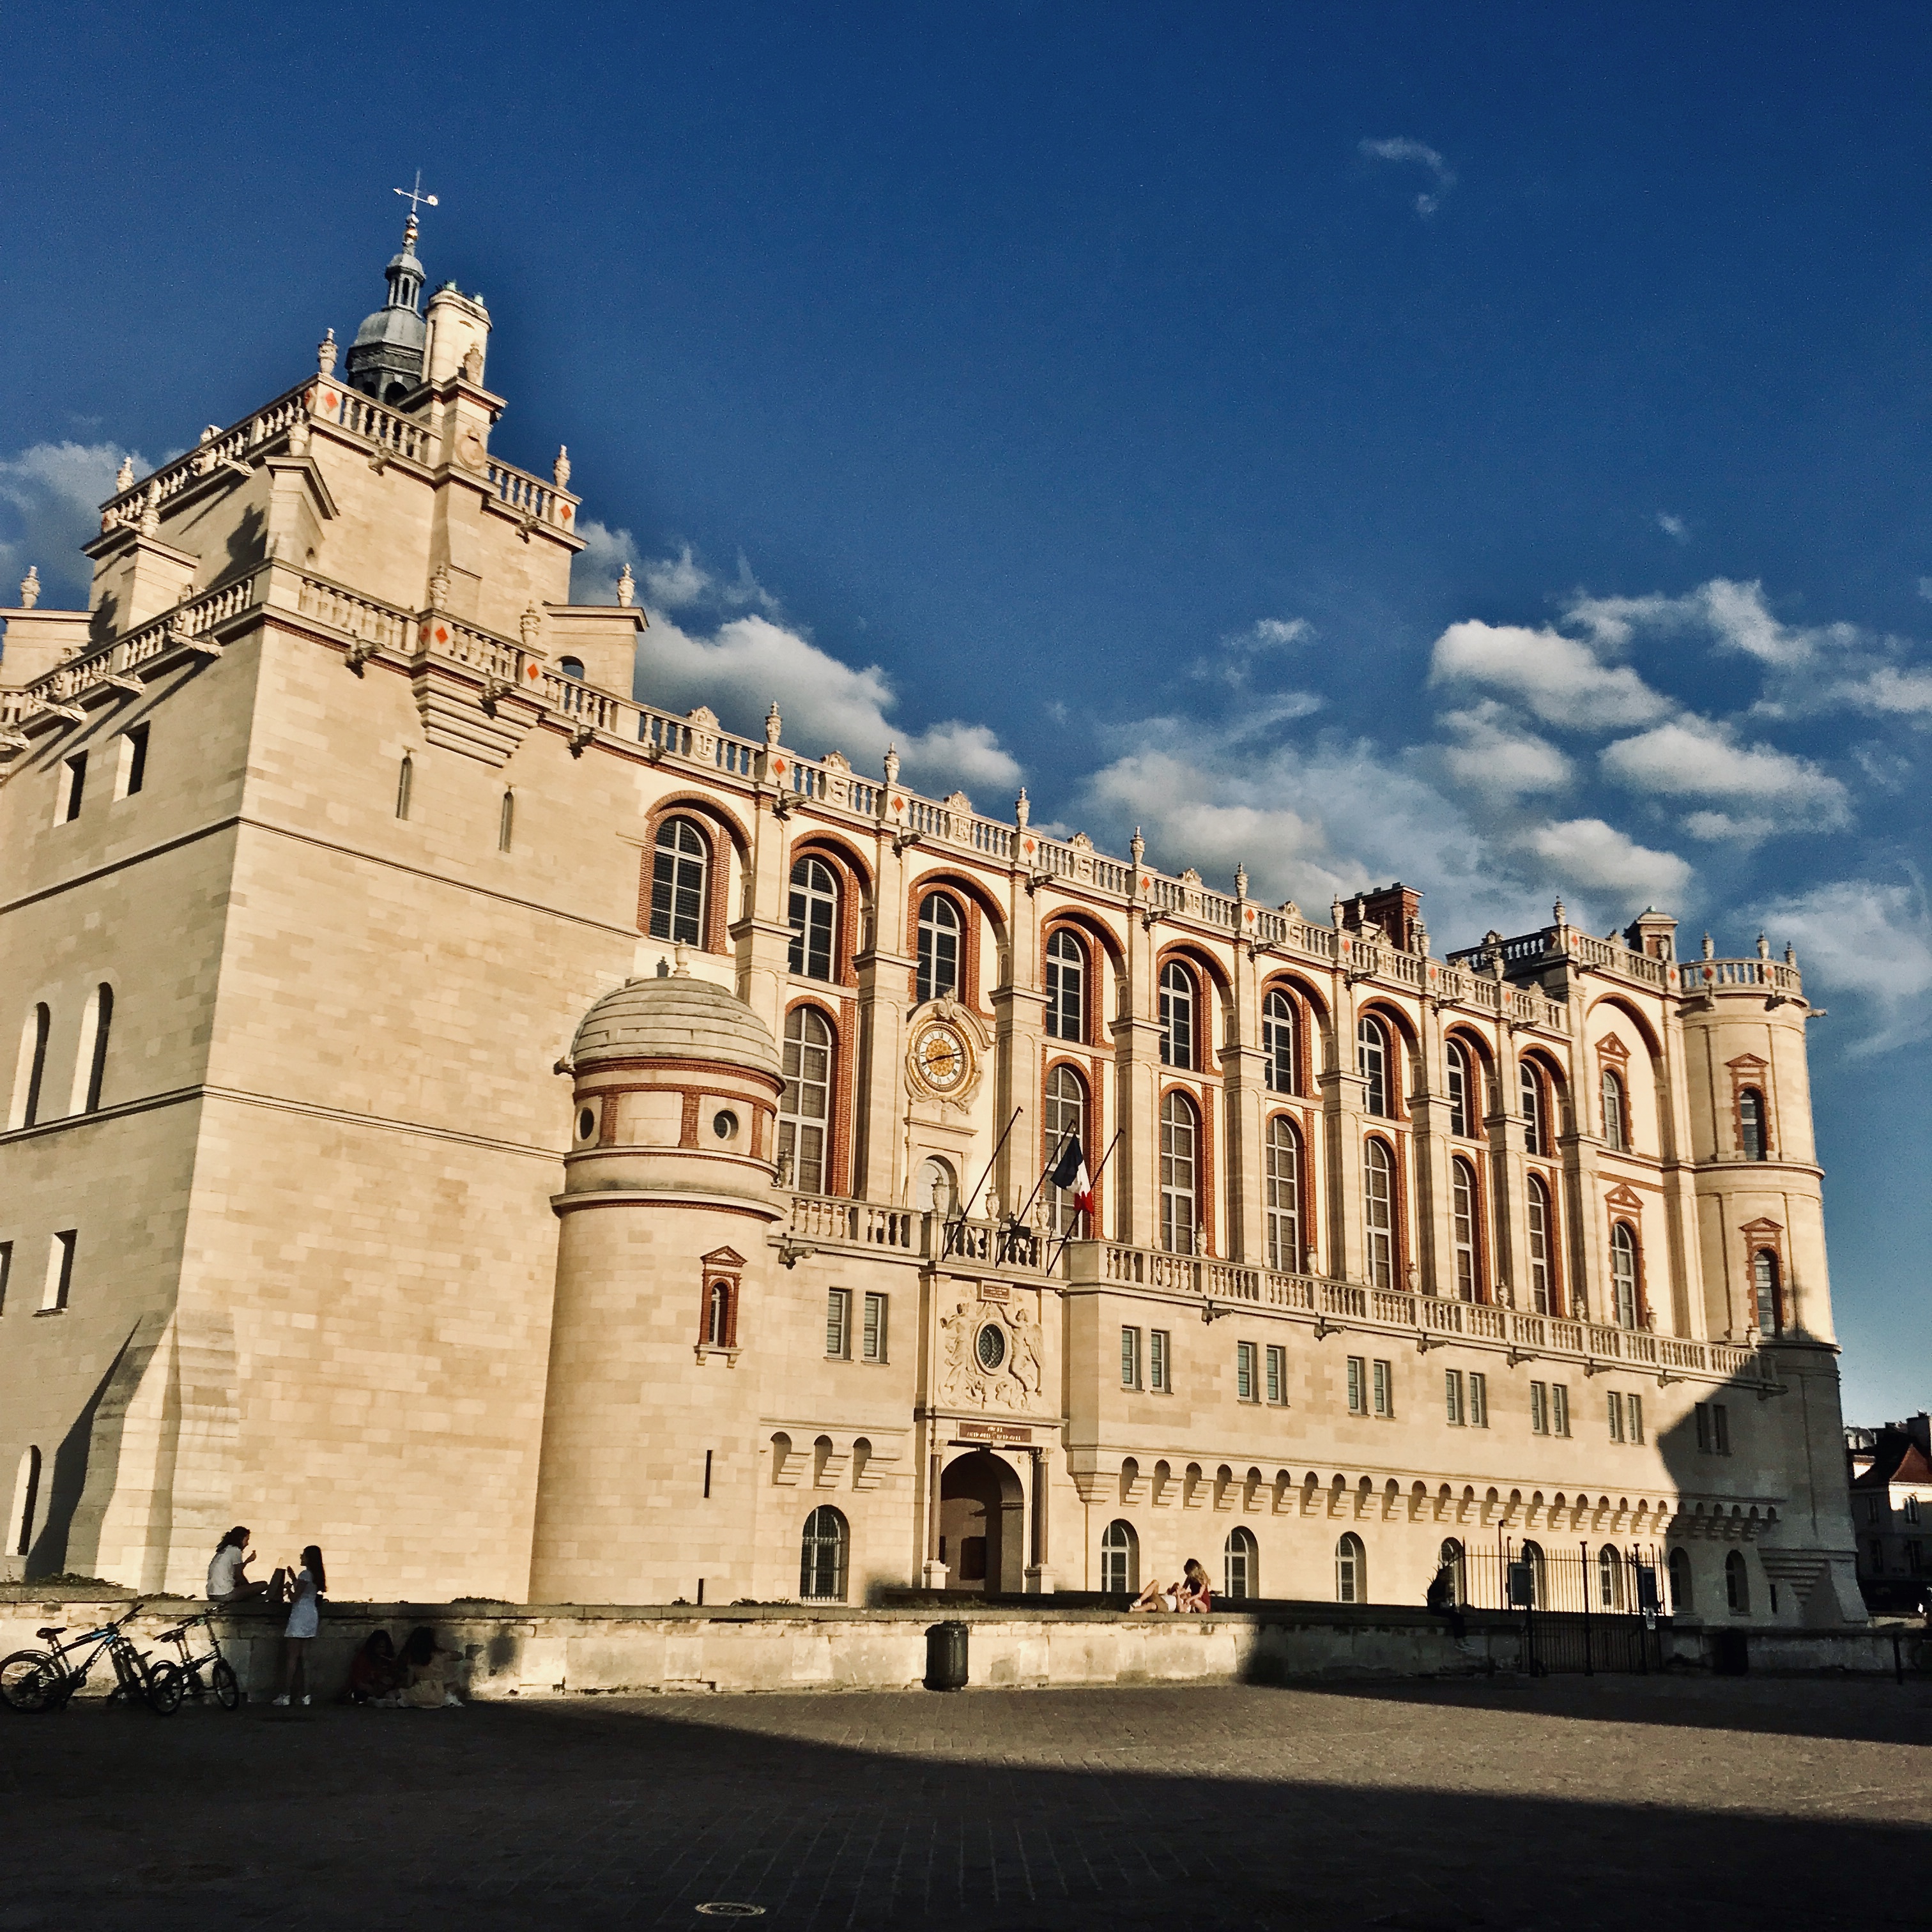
[1190,615,1314,688]
[1598,716,1851,845]
[1656,511,1689,544]
[1429,618,1673,728]
[1359,136,1456,217]
[1438,702,1572,799]
[1754,871,1932,1054]
[0,439,150,602]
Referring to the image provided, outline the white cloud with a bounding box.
[1826,665,1932,717]
[1248,617,1312,647]
[1429,619,1673,728]
[0,440,150,602]
[1192,615,1315,687]
[1517,818,1693,906]
[568,518,638,604]
[1438,702,1571,799]
[570,533,779,615]
[1656,512,1689,544]
[643,541,709,608]
[1754,874,1932,1054]
[1360,136,1456,217]
[1598,717,1850,840]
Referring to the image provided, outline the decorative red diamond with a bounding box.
[526,664,538,678]
[435,626,448,644]
[418,624,430,642]
[324,393,338,412]
[772,758,786,776]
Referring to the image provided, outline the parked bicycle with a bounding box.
[151,1611,243,1709]
[0,1603,183,1714]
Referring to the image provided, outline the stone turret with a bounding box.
[346,215,429,402]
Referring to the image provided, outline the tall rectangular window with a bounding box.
[1551,1383,1570,1438]
[117,723,150,799]
[498,789,515,852]
[1149,1328,1169,1393]
[1627,1392,1644,1444]
[1696,1402,1710,1452]
[1346,1355,1366,1414]
[41,1230,76,1312]
[861,1291,887,1363]
[395,754,413,820]
[1607,1391,1625,1441]
[825,1287,851,1360]
[1445,1369,1464,1426]
[1468,1371,1488,1428]
[1265,1344,1286,1406]
[1372,1359,1393,1418]
[61,752,86,823]
[0,1239,11,1313]
[1712,1402,1730,1455]
[1236,1341,1257,1402]
[1121,1326,1141,1389]
[1530,1380,1548,1434]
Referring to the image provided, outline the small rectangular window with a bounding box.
[825,1287,850,1359]
[1468,1371,1487,1429]
[1530,1380,1548,1434]
[1551,1383,1570,1438]
[118,723,150,799]
[1445,1369,1464,1427]
[1712,1402,1730,1455]
[1236,1341,1257,1403]
[862,1291,887,1362]
[1266,1344,1286,1406]
[1905,1496,1921,1526]
[61,752,87,823]
[1607,1391,1625,1442]
[1121,1325,1141,1388]
[1627,1392,1644,1444]
[1695,1401,1711,1452]
[41,1230,76,1312]
[1347,1355,1366,1414]
[1372,1359,1393,1418]
[1149,1328,1169,1393]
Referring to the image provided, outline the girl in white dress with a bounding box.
[273,1545,326,1706]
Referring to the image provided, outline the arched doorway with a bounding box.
[939,1450,1024,1593]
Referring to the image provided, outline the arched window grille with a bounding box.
[1363,1138,1395,1291]
[1753,1250,1782,1337]
[1262,989,1296,1094]
[917,894,961,1003]
[1450,1156,1479,1303]
[1044,1066,1089,1236]
[788,855,838,981]
[1357,1016,1390,1117]
[1601,1068,1627,1151]
[1223,1526,1257,1601]
[1100,1519,1138,1595]
[81,983,113,1114]
[1160,962,1196,1070]
[1045,929,1086,1042]
[1519,1540,1546,1608]
[1739,1087,1768,1162]
[1597,1544,1624,1610]
[1264,1115,1302,1273]
[650,815,710,945]
[1445,1039,1473,1138]
[1609,1221,1640,1330]
[1159,1090,1199,1256]
[1526,1174,1556,1316]
[1438,1537,1466,1604]
[1521,1062,1545,1156]
[1725,1550,1750,1614]
[779,1007,834,1195]
[1335,1532,1365,1605]
[799,1505,849,1602]
[1667,1546,1694,1614]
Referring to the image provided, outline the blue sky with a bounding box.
[3,3,1927,1418]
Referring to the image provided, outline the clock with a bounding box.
[910,1019,975,1098]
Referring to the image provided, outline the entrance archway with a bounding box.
[939,1450,1024,1593]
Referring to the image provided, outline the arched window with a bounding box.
[1667,1546,1694,1614]
[1601,1068,1627,1151]
[1450,1156,1479,1303]
[1159,1091,1199,1255]
[1519,1540,1546,1609]
[10,1445,41,1560]
[1724,1549,1750,1615]
[1445,1038,1473,1138]
[1100,1519,1138,1595]
[1526,1174,1556,1316]
[498,788,515,853]
[1160,962,1196,1070]
[1753,1250,1782,1337]
[916,1155,958,1216]
[1043,1066,1088,1236]
[557,656,585,680]
[1438,1537,1466,1605]
[1597,1544,1623,1611]
[649,815,710,946]
[1521,1062,1545,1156]
[1264,1115,1302,1273]
[787,855,838,981]
[15,1002,50,1130]
[705,1278,735,1348]
[1045,929,1086,1042]
[1740,1087,1768,1162]
[799,1505,849,1602]
[1335,1532,1365,1604]
[779,1006,834,1195]
[1358,1016,1390,1117]
[1363,1138,1395,1291]
[1609,1221,1640,1330]
[80,983,113,1114]
[1224,1526,1257,1601]
[917,894,961,1004]
[1262,990,1296,1094]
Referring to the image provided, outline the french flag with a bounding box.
[1050,1137,1095,1220]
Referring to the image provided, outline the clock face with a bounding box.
[914,1022,972,1094]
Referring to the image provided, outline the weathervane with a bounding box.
[393,170,439,224]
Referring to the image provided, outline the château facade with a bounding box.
[0,224,1862,1624]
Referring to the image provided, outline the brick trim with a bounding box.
[641,793,752,954]
[786,836,870,990]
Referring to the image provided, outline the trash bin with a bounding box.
[925,1619,969,1692]
[1712,1629,1749,1676]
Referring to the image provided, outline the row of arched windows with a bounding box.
[8,987,114,1130]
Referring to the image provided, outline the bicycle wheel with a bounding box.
[210,1659,242,1710]
[145,1659,186,1715]
[0,1651,62,1713]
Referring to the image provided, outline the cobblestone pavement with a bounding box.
[1,1676,1925,1931]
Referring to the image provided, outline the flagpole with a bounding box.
[1012,1128,1075,1232]
[949,1106,1022,1257]
[1045,1126,1123,1276]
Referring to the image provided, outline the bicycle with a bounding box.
[0,1603,183,1714]
[151,1611,243,1709]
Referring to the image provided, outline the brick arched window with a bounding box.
[649,815,710,946]
[1609,1220,1641,1330]
[1739,1087,1768,1162]
[1046,928,1087,1042]
[1752,1249,1782,1336]
[1358,1016,1390,1117]
[1450,1155,1480,1302]
[779,1006,834,1195]
[917,893,962,1004]
[1363,1138,1395,1290]
[1265,1114,1302,1273]
[1262,989,1297,1094]
[1044,1064,1089,1236]
[788,855,839,981]
[1160,1089,1199,1254]
[1446,1038,1474,1138]
[1526,1172,1558,1316]
[1160,962,1197,1071]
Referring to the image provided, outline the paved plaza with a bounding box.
[1,1675,1926,1931]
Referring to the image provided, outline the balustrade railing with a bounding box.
[789,1194,917,1252]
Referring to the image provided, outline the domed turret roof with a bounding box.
[571,970,781,1079]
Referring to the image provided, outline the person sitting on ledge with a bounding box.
[1132,1558,1213,1614]
[206,1526,286,1606]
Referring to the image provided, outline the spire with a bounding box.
[346,190,433,403]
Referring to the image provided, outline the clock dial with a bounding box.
[914,1023,970,1092]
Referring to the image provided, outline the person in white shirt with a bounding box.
[206,1526,284,1604]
